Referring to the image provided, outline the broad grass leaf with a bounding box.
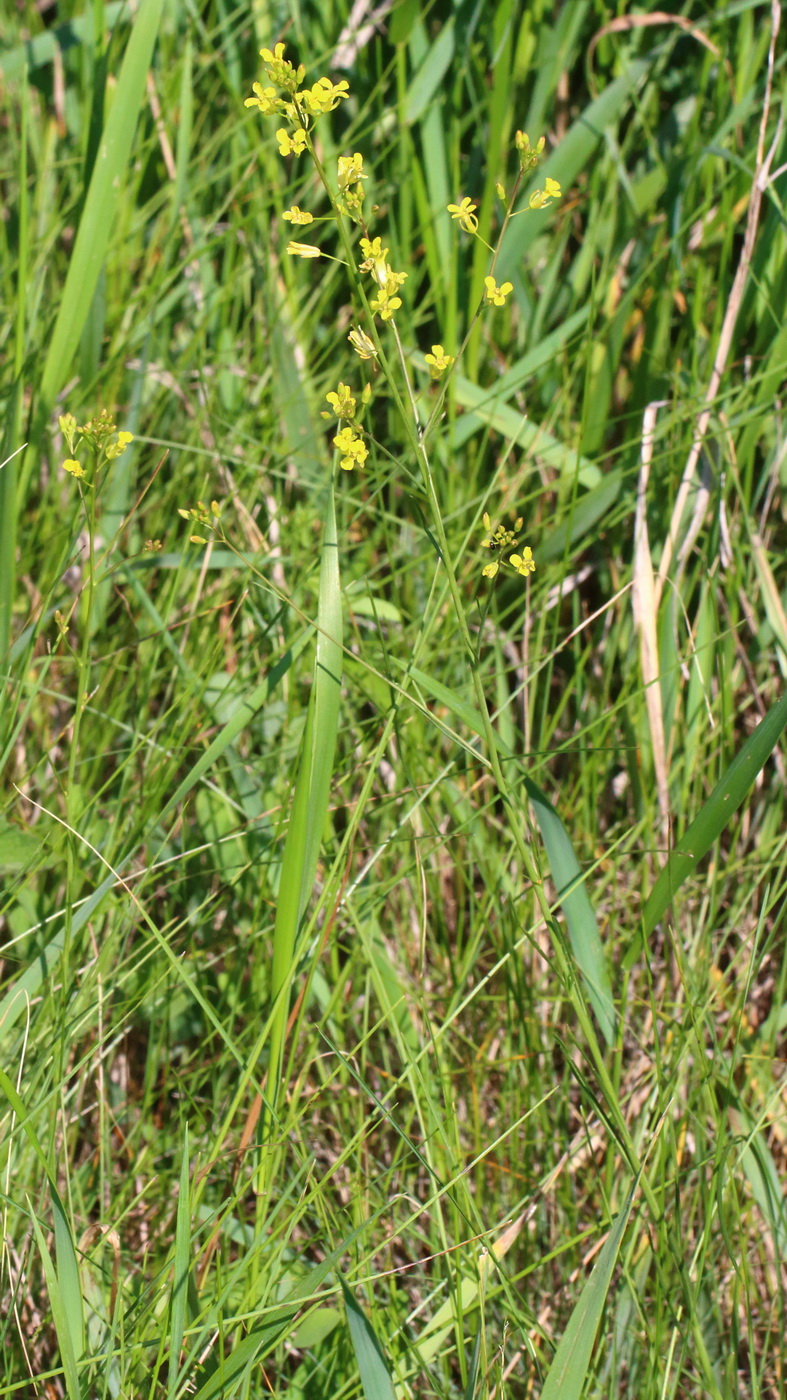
[339,1275,398,1400]
[643,688,787,936]
[539,1179,638,1400]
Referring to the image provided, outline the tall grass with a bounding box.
[1,1,786,1397]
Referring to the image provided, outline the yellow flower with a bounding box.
[424,345,454,380]
[325,383,357,419]
[482,560,500,579]
[62,458,85,478]
[276,127,308,157]
[348,327,377,359]
[370,288,402,321]
[510,548,536,575]
[338,153,366,190]
[359,236,387,270]
[282,206,314,224]
[286,241,322,258]
[484,276,513,307]
[105,430,134,460]
[447,197,478,233]
[298,77,350,114]
[333,426,368,471]
[244,83,282,115]
[529,178,562,210]
[259,43,305,93]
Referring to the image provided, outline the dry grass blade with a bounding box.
[632,401,670,846]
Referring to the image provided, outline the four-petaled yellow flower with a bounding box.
[359,236,387,271]
[529,177,562,209]
[283,206,314,224]
[333,426,368,471]
[447,197,478,233]
[325,383,357,419]
[510,548,536,575]
[424,345,455,380]
[348,327,377,359]
[105,430,134,460]
[484,276,513,306]
[338,153,366,189]
[245,83,282,115]
[286,241,322,258]
[276,127,308,157]
[299,77,350,113]
[63,458,85,479]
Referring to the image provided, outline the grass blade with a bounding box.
[643,689,787,936]
[168,1124,191,1398]
[525,780,616,1044]
[540,1178,638,1400]
[38,0,165,415]
[266,481,342,1106]
[339,1274,398,1400]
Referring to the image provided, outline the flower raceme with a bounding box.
[333,426,367,471]
[480,513,535,580]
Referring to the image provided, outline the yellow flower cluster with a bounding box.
[59,410,133,483]
[333,426,368,471]
[245,42,350,168]
[480,513,535,580]
[178,499,222,545]
[358,236,407,322]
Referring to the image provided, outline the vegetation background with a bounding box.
[1,0,787,1396]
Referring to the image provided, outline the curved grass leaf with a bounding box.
[340,1275,397,1400]
[540,1177,638,1400]
[643,688,787,936]
[267,482,342,1103]
[38,0,166,414]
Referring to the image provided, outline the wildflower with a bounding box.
[359,236,387,271]
[338,153,366,190]
[298,77,350,114]
[286,241,322,258]
[370,287,402,321]
[510,548,536,575]
[348,326,377,359]
[482,560,500,579]
[178,500,221,532]
[484,276,513,307]
[59,413,77,453]
[515,131,545,173]
[105,430,133,460]
[529,177,562,210]
[259,43,305,94]
[282,206,314,224]
[276,126,308,157]
[481,512,522,551]
[333,426,368,471]
[63,458,86,479]
[424,345,455,380]
[447,197,478,233]
[325,383,357,419]
[245,83,282,115]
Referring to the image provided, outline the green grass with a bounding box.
[1,1,787,1396]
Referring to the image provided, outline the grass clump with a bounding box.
[1,2,787,1398]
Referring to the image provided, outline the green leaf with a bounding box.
[643,689,787,936]
[168,1125,191,1399]
[540,1178,638,1400]
[267,483,342,1101]
[339,1275,397,1400]
[38,0,166,413]
[525,780,616,1044]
